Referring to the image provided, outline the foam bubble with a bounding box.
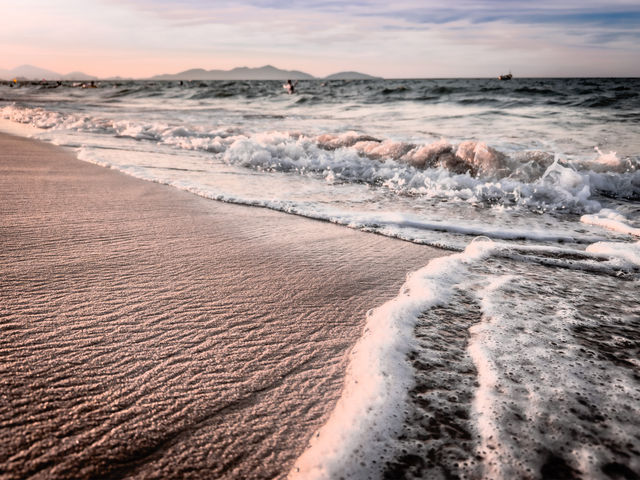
[466,260,640,478]
[586,240,640,267]
[289,241,496,479]
[588,147,630,173]
[581,209,640,237]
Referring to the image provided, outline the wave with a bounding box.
[3,104,639,215]
[289,236,639,479]
[223,131,639,211]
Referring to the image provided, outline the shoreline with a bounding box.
[0,132,445,478]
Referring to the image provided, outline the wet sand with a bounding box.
[0,133,445,479]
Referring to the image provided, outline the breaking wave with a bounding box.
[2,105,639,216]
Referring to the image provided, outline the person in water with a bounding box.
[284,79,298,94]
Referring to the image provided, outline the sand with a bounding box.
[0,132,445,479]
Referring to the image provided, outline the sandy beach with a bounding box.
[0,132,445,479]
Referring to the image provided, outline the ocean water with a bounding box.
[2,78,639,479]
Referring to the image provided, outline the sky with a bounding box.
[2,0,640,78]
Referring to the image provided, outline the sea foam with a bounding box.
[466,258,640,479]
[581,209,640,237]
[289,239,496,479]
[3,104,639,216]
[586,240,640,267]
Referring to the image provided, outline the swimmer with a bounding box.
[283,79,298,94]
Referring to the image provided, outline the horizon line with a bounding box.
[4,76,640,81]
[3,64,640,81]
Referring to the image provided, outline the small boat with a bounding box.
[498,72,513,80]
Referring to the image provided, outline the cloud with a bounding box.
[109,0,640,47]
[3,0,639,77]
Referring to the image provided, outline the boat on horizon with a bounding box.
[498,72,513,80]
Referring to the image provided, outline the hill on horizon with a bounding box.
[324,71,381,80]
[151,65,315,81]
[0,64,97,81]
[151,65,381,81]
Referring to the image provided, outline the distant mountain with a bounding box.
[324,71,382,80]
[151,65,315,81]
[0,63,380,82]
[1,64,60,80]
[0,64,96,81]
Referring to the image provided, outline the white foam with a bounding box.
[289,239,496,479]
[588,147,630,173]
[467,274,515,479]
[466,262,640,478]
[4,103,639,217]
[0,116,42,137]
[4,106,635,261]
[484,242,639,276]
[581,209,640,237]
[333,211,599,244]
[586,240,640,267]
[70,147,611,253]
[0,105,236,149]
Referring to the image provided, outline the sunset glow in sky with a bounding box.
[3,0,640,78]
